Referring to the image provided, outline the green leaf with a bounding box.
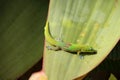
[0,0,48,80]
[109,74,117,80]
[44,0,120,80]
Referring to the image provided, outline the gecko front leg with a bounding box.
[77,51,81,55]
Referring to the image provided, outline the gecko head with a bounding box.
[82,46,97,53]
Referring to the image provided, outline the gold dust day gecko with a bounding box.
[44,21,97,54]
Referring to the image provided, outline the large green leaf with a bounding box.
[0,0,48,80]
[44,0,120,80]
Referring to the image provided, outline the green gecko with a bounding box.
[44,21,97,55]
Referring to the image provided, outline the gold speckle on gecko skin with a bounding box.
[77,40,80,43]
[94,23,99,28]
[80,32,85,37]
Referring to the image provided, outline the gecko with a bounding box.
[44,21,97,55]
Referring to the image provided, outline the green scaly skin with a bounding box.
[44,21,97,54]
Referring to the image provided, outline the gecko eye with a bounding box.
[89,47,97,52]
[88,47,94,51]
[87,47,91,50]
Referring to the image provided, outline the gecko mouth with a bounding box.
[67,50,97,55]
